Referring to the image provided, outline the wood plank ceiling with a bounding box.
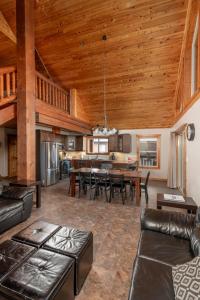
[0,0,187,129]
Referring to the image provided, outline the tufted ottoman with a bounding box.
[0,240,35,282]
[0,249,75,300]
[43,226,93,295]
[12,220,61,248]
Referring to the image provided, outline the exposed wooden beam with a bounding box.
[16,0,36,181]
[0,104,16,126]
[36,99,91,134]
[0,11,16,44]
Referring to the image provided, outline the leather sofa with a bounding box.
[128,208,200,300]
[0,187,33,234]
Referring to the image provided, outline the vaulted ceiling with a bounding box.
[0,0,187,129]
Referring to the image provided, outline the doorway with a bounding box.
[7,135,17,177]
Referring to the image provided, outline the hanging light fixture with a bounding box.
[92,35,118,136]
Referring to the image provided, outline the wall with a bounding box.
[172,98,200,205]
[118,129,171,180]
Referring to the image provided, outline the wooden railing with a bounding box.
[0,66,17,105]
[36,71,70,113]
[0,66,70,114]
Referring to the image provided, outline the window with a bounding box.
[136,135,161,169]
[191,16,199,96]
[86,137,109,154]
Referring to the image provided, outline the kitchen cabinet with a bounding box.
[65,136,83,151]
[118,134,131,153]
[109,135,118,152]
[109,134,131,153]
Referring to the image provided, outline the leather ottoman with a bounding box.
[12,220,61,248]
[43,226,93,295]
[0,240,35,283]
[0,249,75,300]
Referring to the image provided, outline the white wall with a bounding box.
[172,98,200,205]
[118,129,171,180]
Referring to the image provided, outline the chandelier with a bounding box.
[92,35,118,136]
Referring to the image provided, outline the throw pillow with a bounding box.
[172,256,200,300]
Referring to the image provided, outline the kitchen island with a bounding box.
[71,159,138,170]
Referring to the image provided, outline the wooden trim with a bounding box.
[175,126,187,196]
[136,134,161,170]
[174,0,192,106]
[174,90,200,124]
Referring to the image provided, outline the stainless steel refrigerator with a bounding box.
[40,142,63,186]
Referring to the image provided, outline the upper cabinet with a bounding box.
[65,136,83,151]
[108,135,118,152]
[118,134,131,153]
[109,134,131,153]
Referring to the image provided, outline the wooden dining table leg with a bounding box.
[135,178,141,206]
[69,173,76,197]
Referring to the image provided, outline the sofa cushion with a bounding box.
[0,249,74,300]
[12,220,61,248]
[0,200,22,217]
[1,187,34,200]
[172,256,200,300]
[190,226,200,257]
[128,256,174,300]
[141,208,195,240]
[138,230,193,266]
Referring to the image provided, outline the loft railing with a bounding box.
[36,71,70,113]
[0,66,17,105]
[0,66,70,114]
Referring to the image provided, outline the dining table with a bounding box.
[69,167,142,206]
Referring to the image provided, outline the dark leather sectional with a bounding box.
[128,208,200,300]
[0,187,33,234]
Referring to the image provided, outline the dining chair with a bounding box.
[109,174,126,205]
[131,171,150,203]
[94,172,110,202]
[141,171,150,203]
[68,169,81,197]
[100,163,113,170]
[79,171,96,200]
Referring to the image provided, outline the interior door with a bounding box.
[8,135,17,177]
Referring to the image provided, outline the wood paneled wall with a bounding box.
[0,0,187,129]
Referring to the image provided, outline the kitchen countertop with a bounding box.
[67,158,138,165]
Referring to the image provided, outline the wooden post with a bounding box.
[16,0,36,181]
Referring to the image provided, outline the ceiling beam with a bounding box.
[0,11,16,43]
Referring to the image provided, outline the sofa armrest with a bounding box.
[141,208,196,240]
[0,186,34,201]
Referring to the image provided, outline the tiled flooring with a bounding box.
[0,179,178,300]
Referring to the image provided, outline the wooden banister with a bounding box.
[35,71,70,113]
[0,65,17,106]
[0,66,70,114]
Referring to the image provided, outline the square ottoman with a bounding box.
[0,240,35,283]
[12,220,61,248]
[43,226,93,295]
[0,249,75,300]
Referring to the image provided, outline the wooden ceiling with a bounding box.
[0,0,187,129]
